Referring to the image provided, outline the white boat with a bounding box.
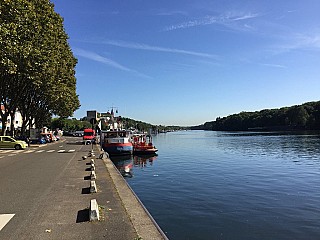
[102,130,133,155]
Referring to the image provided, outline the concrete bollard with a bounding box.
[90,180,97,193]
[90,199,100,221]
[91,163,95,171]
[91,170,96,180]
[88,150,95,157]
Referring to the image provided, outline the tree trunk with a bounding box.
[10,112,15,136]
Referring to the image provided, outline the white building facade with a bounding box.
[0,105,23,132]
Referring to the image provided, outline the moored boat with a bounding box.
[131,133,158,155]
[102,130,133,155]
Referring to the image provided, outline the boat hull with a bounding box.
[103,142,133,155]
[133,147,158,155]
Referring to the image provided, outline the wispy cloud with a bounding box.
[100,40,218,59]
[74,48,132,71]
[297,34,320,49]
[260,63,287,68]
[270,32,320,54]
[287,10,298,13]
[73,48,151,78]
[231,13,259,21]
[156,10,188,16]
[163,12,260,31]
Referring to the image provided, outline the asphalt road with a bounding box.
[0,137,138,240]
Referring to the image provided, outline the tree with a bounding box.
[194,101,319,131]
[286,106,309,127]
[0,0,80,135]
[51,118,91,132]
[0,0,36,135]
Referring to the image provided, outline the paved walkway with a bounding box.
[40,143,167,239]
[1,139,167,239]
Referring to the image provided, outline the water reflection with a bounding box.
[111,155,133,178]
[134,154,158,168]
[111,154,158,177]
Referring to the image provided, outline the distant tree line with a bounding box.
[50,116,186,134]
[192,101,320,131]
[51,118,91,132]
[121,117,183,133]
[0,0,80,136]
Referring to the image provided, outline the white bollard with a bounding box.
[90,199,100,221]
[91,170,96,180]
[88,150,95,157]
[90,180,97,193]
[91,163,95,171]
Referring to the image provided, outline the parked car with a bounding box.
[63,131,74,136]
[15,135,29,142]
[0,136,28,150]
[30,137,46,144]
[40,133,55,143]
[74,131,84,137]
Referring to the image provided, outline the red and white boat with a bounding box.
[102,130,133,155]
[131,134,158,155]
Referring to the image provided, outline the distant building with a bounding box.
[87,110,98,121]
[87,109,122,130]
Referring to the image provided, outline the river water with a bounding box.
[111,131,320,240]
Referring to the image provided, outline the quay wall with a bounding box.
[100,150,168,240]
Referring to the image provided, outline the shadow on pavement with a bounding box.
[81,187,90,194]
[66,142,83,145]
[76,209,89,223]
[84,176,91,180]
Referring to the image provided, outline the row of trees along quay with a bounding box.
[191,101,320,131]
[0,0,80,136]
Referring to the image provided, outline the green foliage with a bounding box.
[0,0,80,135]
[122,117,154,132]
[120,117,187,132]
[51,118,91,132]
[193,101,320,131]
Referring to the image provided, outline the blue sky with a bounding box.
[51,0,320,126]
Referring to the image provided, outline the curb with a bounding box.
[99,149,168,240]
